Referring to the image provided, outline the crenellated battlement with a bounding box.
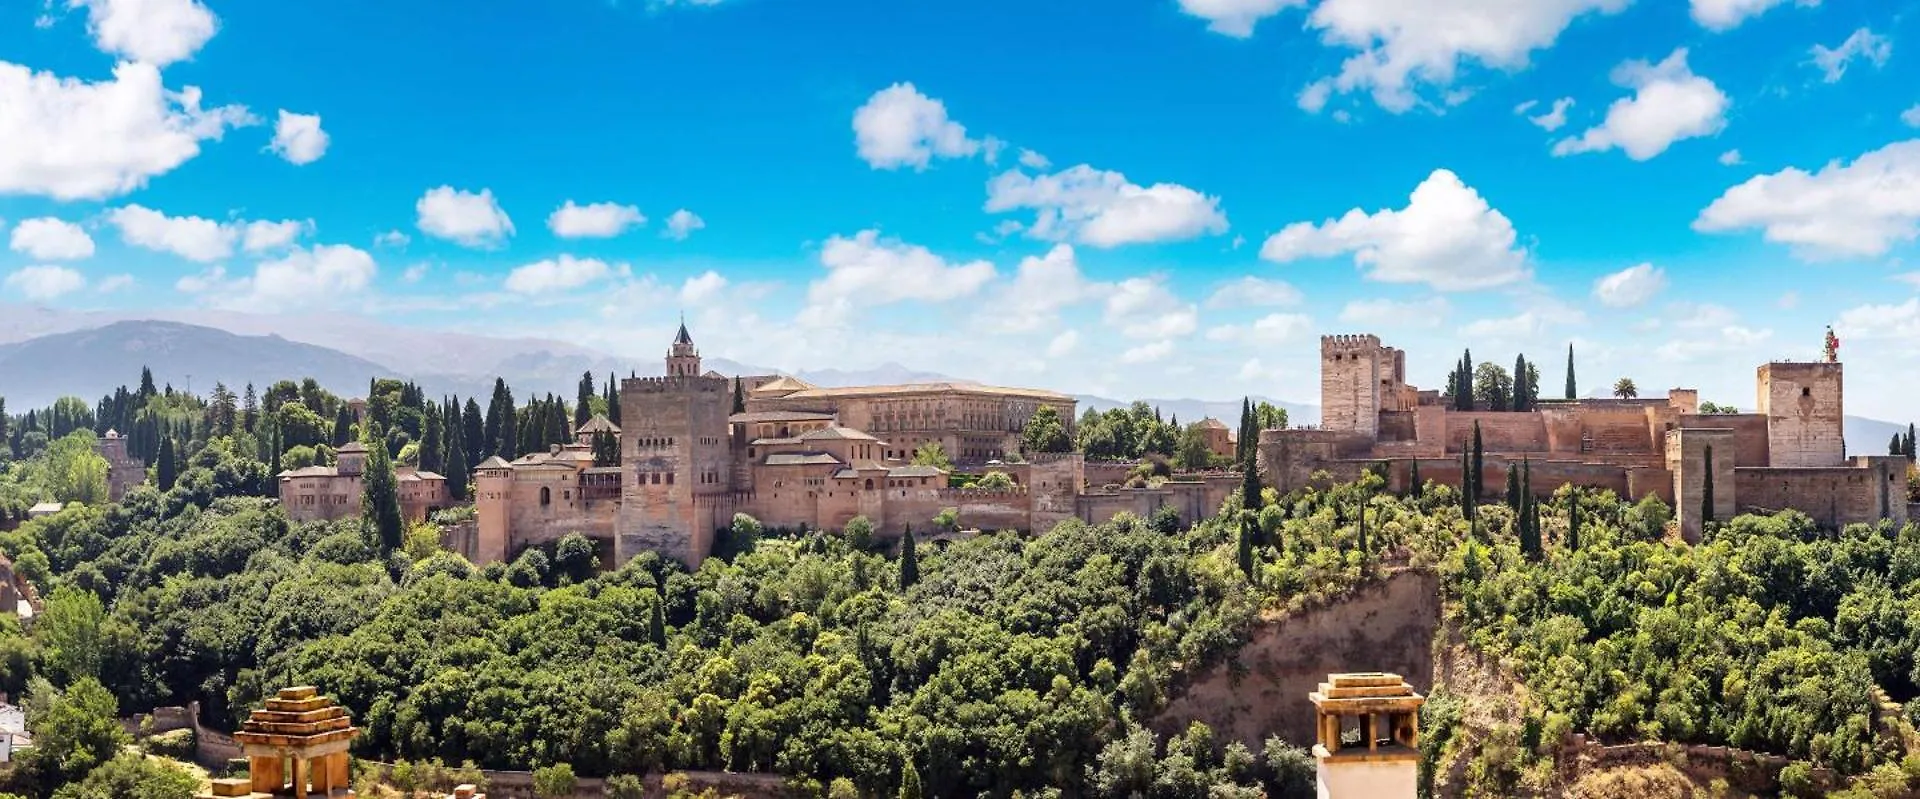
[621,375,729,395]
[1321,334,1382,353]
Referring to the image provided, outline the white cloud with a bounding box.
[1261,168,1527,291]
[415,186,514,248]
[1460,310,1551,340]
[1205,312,1315,345]
[1047,330,1079,357]
[374,230,410,248]
[4,265,86,300]
[1121,340,1175,364]
[985,164,1228,247]
[1903,105,1920,128]
[242,219,309,253]
[220,244,378,311]
[1811,28,1891,84]
[68,0,218,66]
[8,218,95,261]
[1719,149,1743,166]
[505,255,622,295]
[0,61,253,200]
[107,204,236,262]
[1520,97,1574,131]
[1104,276,1198,339]
[1177,0,1305,37]
[268,110,329,165]
[548,200,645,238]
[1655,325,1772,361]
[1694,139,1920,259]
[1296,0,1628,113]
[1592,263,1667,307]
[852,83,980,170]
[1691,0,1819,31]
[800,230,996,326]
[1018,149,1051,170]
[1339,296,1449,327]
[992,244,1105,332]
[1838,297,1920,340]
[1553,49,1728,161]
[1205,276,1303,308]
[402,263,429,283]
[664,209,705,241]
[95,273,134,293]
[680,270,728,305]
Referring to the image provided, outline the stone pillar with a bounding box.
[250,756,283,794]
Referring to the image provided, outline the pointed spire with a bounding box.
[675,312,693,346]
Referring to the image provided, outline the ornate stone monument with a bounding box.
[199,686,360,799]
[1309,672,1424,799]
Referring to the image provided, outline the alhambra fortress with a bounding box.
[272,325,1908,568]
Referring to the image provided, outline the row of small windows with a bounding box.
[636,472,676,486]
[638,437,675,448]
[698,472,721,485]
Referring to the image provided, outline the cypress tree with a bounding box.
[362,423,406,553]
[1237,515,1257,579]
[445,419,469,500]
[157,437,178,490]
[1460,349,1475,410]
[1520,461,1541,560]
[463,398,484,465]
[649,598,668,647]
[546,394,567,447]
[1356,500,1368,556]
[1907,424,1916,460]
[499,394,518,460]
[1702,444,1715,526]
[1565,343,1577,400]
[1241,455,1261,511]
[333,406,352,447]
[1896,433,1907,456]
[270,428,282,476]
[1513,354,1530,412]
[1471,422,1485,506]
[242,383,259,433]
[1505,463,1522,511]
[607,373,622,425]
[1567,490,1582,553]
[576,371,595,430]
[421,404,444,474]
[1410,458,1422,500]
[899,528,920,589]
[732,377,746,415]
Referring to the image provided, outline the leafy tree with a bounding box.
[606,774,645,799]
[37,586,106,684]
[911,442,953,472]
[843,516,875,550]
[1173,423,1214,471]
[1564,343,1576,400]
[20,677,129,793]
[1252,401,1288,432]
[361,424,406,554]
[533,763,577,798]
[37,432,109,505]
[975,471,1015,490]
[897,758,923,799]
[1474,362,1513,412]
[277,403,329,450]
[1021,405,1072,454]
[52,750,199,799]
[1612,377,1638,399]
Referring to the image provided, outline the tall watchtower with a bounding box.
[1756,362,1844,467]
[1321,335,1403,437]
[617,324,734,568]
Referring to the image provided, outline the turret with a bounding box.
[668,319,701,377]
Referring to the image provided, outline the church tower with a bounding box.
[667,319,702,377]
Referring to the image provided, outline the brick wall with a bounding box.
[1677,413,1770,466]
[1442,412,1549,453]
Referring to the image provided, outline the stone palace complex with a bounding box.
[274,324,1910,568]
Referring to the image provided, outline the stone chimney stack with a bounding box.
[1309,672,1424,799]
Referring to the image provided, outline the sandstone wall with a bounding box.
[1258,429,1375,494]
[1443,412,1549,454]
[1677,414,1770,466]
[1667,429,1738,543]
[1085,461,1134,489]
[1758,363,1845,467]
[1736,458,1909,529]
[617,375,732,568]
[1153,569,1441,750]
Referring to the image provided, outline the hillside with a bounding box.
[0,321,400,408]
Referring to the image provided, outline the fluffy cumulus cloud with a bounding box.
[1296,0,1628,114]
[1691,0,1819,32]
[1592,263,1668,307]
[1261,169,1528,291]
[1338,296,1449,327]
[1205,312,1315,345]
[1904,106,1920,128]
[991,244,1105,332]
[268,110,329,165]
[505,255,623,295]
[68,0,219,66]
[1810,28,1891,84]
[1838,297,1920,340]
[852,83,980,170]
[1517,98,1574,131]
[4,265,87,301]
[1694,140,1920,259]
[215,244,377,311]
[242,219,309,253]
[1719,149,1743,166]
[1205,276,1303,309]
[1121,340,1175,364]
[1553,49,1728,161]
[8,218,95,261]
[680,270,728,305]
[985,165,1227,248]
[548,200,645,238]
[1176,0,1304,37]
[415,186,514,248]
[664,209,705,241]
[1104,276,1198,340]
[800,230,996,326]
[107,204,237,262]
[0,61,253,200]
[1046,330,1079,358]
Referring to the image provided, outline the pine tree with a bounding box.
[157,437,177,490]
[333,406,352,447]
[1567,490,1582,553]
[362,423,406,553]
[576,371,595,430]
[899,529,919,589]
[649,599,667,647]
[1701,444,1715,526]
[242,383,259,433]
[444,418,469,500]
[1565,343,1577,400]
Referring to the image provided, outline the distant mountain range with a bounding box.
[0,312,1909,458]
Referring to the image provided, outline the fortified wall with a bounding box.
[1260,335,1903,535]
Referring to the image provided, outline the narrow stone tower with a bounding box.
[667,319,702,378]
[472,455,514,565]
[1756,361,1844,467]
[1309,672,1424,799]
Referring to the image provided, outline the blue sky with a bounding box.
[3,0,1920,418]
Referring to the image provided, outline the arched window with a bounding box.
[865,478,874,490]
[540,487,551,506]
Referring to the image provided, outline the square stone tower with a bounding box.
[1757,362,1844,467]
[616,324,736,568]
[1666,427,1737,543]
[1321,335,1404,437]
